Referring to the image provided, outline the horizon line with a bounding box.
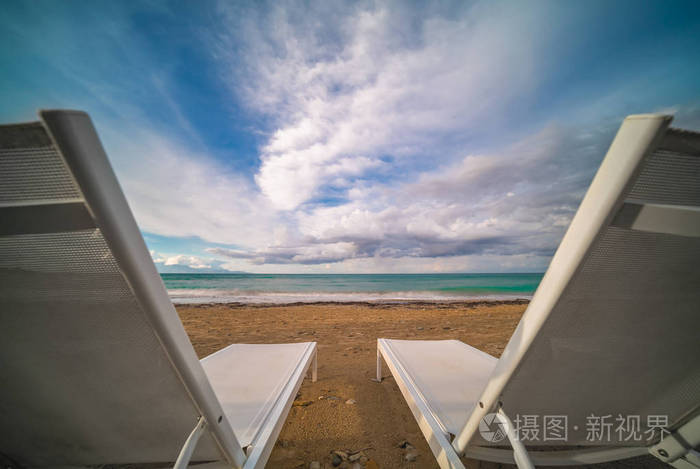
[158,271,546,275]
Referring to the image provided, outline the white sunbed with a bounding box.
[0,110,317,468]
[376,114,700,468]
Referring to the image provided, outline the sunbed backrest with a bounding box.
[0,112,240,466]
[458,115,700,449]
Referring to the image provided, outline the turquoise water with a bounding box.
[162,273,542,304]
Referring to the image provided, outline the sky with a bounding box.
[2,1,700,273]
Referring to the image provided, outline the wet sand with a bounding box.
[177,301,664,469]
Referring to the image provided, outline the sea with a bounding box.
[162,273,542,304]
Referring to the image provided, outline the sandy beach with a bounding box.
[178,301,664,469]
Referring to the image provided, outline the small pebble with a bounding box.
[331,453,342,466]
[404,451,418,462]
[348,451,363,462]
[309,462,321,469]
[333,450,349,460]
[417,326,424,330]
[293,400,314,407]
[345,399,356,405]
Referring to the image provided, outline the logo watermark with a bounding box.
[479,413,506,443]
[479,413,668,443]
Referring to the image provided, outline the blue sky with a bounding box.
[2,1,700,273]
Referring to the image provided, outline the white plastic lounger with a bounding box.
[376,114,700,468]
[0,110,317,468]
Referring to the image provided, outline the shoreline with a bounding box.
[162,274,541,306]
[170,296,533,306]
[172,298,532,308]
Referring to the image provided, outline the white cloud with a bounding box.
[149,249,165,263]
[206,122,613,268]
[150,251,212,269]
[100,126,280,248]
[163,254,212,269]
[213,1,546,210]
[112,2,624,272]
[10,0,700,274]
[150,250,250,272]
[208,241,358,265]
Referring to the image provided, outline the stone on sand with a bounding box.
[332,450,348,460]
[293,400,314,407]
[397,440,413,449]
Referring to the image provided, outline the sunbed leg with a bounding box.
[376,347,382,382]
[174,416,207,469]
[496,409,534,469]
[311,350,318,382]
[650,412,700,468]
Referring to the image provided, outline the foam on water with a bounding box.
[168,289,531,304]
[163,273,541,304]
